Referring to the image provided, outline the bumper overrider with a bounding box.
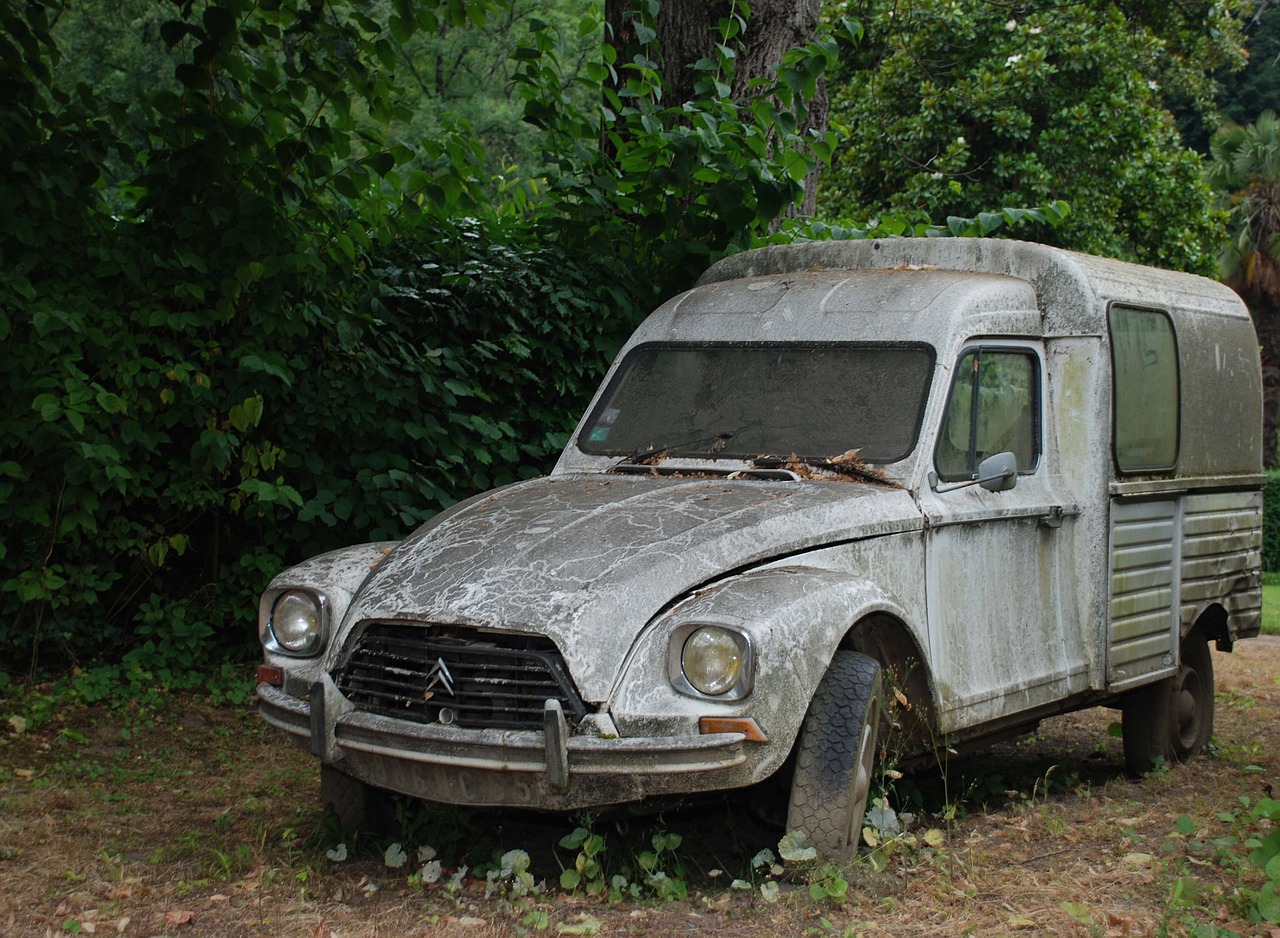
[257,676,760,810]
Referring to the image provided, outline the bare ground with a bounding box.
[1,638,1278,938]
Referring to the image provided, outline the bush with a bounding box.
[0,1,652,681]
[1263,471,1280,571]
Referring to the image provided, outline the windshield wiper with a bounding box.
[615,432,735,467]
[752,451,897,487]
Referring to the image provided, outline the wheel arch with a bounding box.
[1184,602,1230,650]
[840,612,938,743]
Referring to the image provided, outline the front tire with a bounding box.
[1121,631,1215,775]
[786,651,884,862]
[321,764,394,835]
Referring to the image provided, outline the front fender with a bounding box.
[258,541,399,678]
[607,565,918,783]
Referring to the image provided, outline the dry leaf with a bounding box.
[164,909,194,926]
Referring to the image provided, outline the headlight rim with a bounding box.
[263,588,328,657]
[668,622,754,701]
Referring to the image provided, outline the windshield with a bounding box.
[578,343,935,462]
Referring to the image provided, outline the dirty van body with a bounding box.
[256,239,1263,860]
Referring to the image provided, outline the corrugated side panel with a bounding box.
[1180,490,1263,637]
[1108,499,1178,687]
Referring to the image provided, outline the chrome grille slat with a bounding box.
[334,622,587,730]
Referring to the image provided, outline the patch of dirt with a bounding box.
[1,639,1277,937]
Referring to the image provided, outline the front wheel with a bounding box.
[320,764,395,835]
[786,650,884,862]
[1121,632,1215,775]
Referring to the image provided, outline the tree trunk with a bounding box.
[604,0,827,215]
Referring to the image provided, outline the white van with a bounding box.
[256,238,1264,859]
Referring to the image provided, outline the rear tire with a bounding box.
[1121,631,1214,775]
[786,651,884,862]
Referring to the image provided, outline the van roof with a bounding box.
[698,238,1249,337]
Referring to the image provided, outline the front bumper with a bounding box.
[257,683,758,809]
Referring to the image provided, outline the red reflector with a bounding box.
[257,665,283,687]
[699,716,768,743]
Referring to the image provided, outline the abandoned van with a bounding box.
[255,238,1263,860]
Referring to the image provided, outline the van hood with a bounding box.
[342,473,922,701]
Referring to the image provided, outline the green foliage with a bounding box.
[1219,5,1280,130]
[1,0,611,680]
[378,0,599,183]
[822,0,1245,273]
[557,824,609,896]
[1164,797,1280,930]
[1207,111,1280,284]
[513,0,844,294]
[1263,472,1280,572]
[556,820,688,901]
[763,203,1070,245]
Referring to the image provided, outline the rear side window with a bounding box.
[1109,306,1179,473]
[935,347,1040,482]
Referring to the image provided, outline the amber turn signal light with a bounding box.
[256,665,283,687]
[698,716,768,743]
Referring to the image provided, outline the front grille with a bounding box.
[334,622,587,731]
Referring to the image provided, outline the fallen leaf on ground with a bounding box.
[164,909,194,926]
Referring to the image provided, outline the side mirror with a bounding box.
[928,451,1018,494]
[976,451,1018,492]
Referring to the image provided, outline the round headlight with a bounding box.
[270,590,322,654]
[681,626,745,696]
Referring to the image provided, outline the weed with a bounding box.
[557,822,608,897]
[392,798,476,865]
[634,831,687,900]
[554,819,691,902]
[805,862,851,905]
[1159,796,1280,930]
[485,848,538,897]
[208,843,253,881]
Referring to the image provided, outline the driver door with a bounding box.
[921,343,1085,734]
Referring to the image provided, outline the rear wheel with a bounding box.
[786,651,884,862]
[1121,631,1215,774]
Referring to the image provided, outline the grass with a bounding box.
[1263,572,1280,635]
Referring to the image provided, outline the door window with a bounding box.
[935,348,1040,481]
